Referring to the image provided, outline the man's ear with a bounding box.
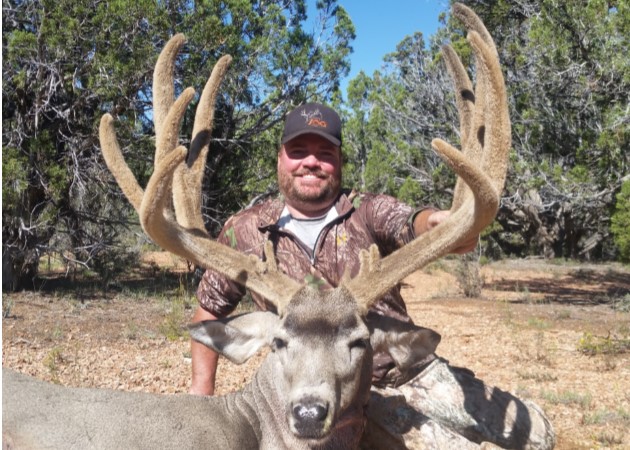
[188,311,280,364]
[367,313,441,372]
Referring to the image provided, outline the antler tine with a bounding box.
[172,54,233,231]
[99,114,144,211]
[445,3,501,212]
[140,153,301,311]
[452,3,498,57]
[153,33,187,165]
[346,3,511,315]
[441,44,474,211]
[99,34,302,315]
[103,34,189,215]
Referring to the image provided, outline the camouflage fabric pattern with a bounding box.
[197,190,418,321]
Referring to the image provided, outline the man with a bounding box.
[192,103,554,448]
[191,102,475,395]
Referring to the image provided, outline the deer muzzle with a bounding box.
[290,396,333,439]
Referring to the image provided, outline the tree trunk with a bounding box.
[2,247,38,292]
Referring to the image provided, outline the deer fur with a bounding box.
[3,291,439,449]
[3,3,512,449]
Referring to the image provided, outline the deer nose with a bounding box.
[293,402,328,421]
[292,399,329,436]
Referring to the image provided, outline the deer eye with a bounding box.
[272,337,287,351]
[349,338,368,350]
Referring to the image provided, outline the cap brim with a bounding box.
[281,130,341,147]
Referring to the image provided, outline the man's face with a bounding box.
[278,133,342,215]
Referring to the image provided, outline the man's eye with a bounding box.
[320,151,338,161]
[287,150,306,159]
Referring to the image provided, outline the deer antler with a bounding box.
[100,4,507,318]
[346,3,511,314]
[99,34,302,312]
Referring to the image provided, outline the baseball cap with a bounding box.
[281,103,342,147]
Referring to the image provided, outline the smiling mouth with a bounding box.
[295,169,327,179]
[298,173,329,185]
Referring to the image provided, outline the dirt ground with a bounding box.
[3,256,630,449]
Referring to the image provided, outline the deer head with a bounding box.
[99,3,510,444]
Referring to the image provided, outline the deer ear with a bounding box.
[188,312,280,364]
[368,313,441,372]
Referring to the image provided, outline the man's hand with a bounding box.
[414,209,479,254]
[426,210,478,254]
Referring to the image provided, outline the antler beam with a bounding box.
[99,34,302,312]
[99,3,509,318]
[346,3,511,313]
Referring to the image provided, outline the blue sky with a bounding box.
[308,0,450,92]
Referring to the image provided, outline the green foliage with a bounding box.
[2,0,354,289]
[90,246,141,290]
[540,389,592,409]
[364,141,397,194]
[159,306,187,341]
[577,331,630,355]
[43,347,64,384]
[159,284,196,341]
[344,0,628,261]
[343,25,460,209]
[583,407,630,426]
[611,180,630,262]
[3,0,168,289]
[527,318,550,330]
[398,176,424,204]
[613,294,630,313]
[2,296,15,319]
[2,147,28,207]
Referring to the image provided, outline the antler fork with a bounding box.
[99,3,509,317]
[99,34,302,312]
[346,3,511,313]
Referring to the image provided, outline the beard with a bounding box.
[278,167,341,208]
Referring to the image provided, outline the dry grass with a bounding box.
[3,257,630,449]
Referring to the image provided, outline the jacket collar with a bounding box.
[257,189,356,230]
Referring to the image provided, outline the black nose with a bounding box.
[293,402,328,422]
[292,400,329,437]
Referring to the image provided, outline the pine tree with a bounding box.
[2,0,354,290]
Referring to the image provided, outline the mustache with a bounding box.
[294,169,328,178]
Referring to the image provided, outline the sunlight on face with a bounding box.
[278,134,342,216]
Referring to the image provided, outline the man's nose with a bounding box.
[301,153,321,167]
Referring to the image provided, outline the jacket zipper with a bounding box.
[265,206,354,267]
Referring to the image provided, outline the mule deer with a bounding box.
[4,4,515,449]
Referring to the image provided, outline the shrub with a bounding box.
[454,255,483,298]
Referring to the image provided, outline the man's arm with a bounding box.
[358,194,477,255]
[190,211,261,395]
[190,306,220,395]
[413,209,478,254]
[191,264,246,396]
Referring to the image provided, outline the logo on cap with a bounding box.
[282,102,342,146]
[301,108,328,129]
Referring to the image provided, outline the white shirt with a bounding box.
[277,206,339,250]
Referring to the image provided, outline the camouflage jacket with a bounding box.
[196,190,435,384]
[197,190,420,322]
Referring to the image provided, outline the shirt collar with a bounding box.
[257,190,355,230]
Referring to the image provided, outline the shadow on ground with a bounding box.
[488,266,630,306]
[29,267,198,303]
